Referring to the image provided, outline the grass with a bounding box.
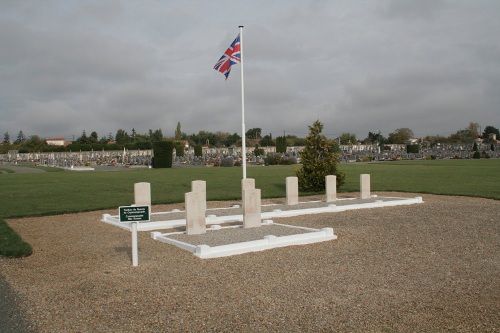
[1,159,498,257]
[0,218,33,257]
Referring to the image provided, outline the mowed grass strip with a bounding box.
[0,218,32,257]
[0,159,498,219]
[1,159,498,258]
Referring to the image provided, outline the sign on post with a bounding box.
[119,205,150,223]
[119,205,150,267]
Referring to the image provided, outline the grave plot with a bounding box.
[151,220,336,259]
[100,176,424,260]
[101,195,424,232]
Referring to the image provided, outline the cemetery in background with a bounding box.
[1,142,499,168]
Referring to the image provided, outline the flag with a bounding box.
[214,34,241,79]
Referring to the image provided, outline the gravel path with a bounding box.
[0,274,36,333]
[0,193,498,332]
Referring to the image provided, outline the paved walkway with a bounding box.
[0,165,45,174]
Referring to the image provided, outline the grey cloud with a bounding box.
[0,1,498,141]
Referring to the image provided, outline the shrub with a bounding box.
[407,144,420,154]
[194,144,203,157]
[253,144,265,157]
[472,151,481,159]
[276,136,287,153]
[221,157,234,167]
[175,144,185,157]
[153,141,174,168]
[296,120,345,191]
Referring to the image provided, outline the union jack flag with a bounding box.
[214,34,241,80]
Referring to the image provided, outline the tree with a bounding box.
[276,136,287,153]
[115,129,130,144]
[3,132,10,144]
[246,128,262,139]
[260,134,275,147]
[448,122,480,143]
[149,129,163,143]
[77,130,90,144]
[483,125,499,142]
[26,135,44,150]
[362,131,385,144]
[89,131,98,144]
[253,144,264,157]
[466,122,480,140]
[387,128,414,144]
[14,130,26,144]
[296,120,345,191]
[339,133,357,145]
[175,122,182,140]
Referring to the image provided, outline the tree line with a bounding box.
[1,122,498,154]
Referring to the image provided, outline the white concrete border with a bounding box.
[150,221,337,259]
[101,196,423,232]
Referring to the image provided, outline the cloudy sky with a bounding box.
[1,0,498,142]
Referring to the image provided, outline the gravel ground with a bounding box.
[0,193,498,333]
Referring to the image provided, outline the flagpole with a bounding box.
[239,25,246,179]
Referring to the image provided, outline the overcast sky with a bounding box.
[1,0,498,141]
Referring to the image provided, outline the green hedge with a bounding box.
[175,144,185,157]
[153,141,174,168]
[194,144,203,157]
[407,144,420,154]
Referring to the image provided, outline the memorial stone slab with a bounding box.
[185,191,206,235]
[134,182,151,206]
[243,188,261,229]
[286,176,299,205]
[360,174,371,199]
[326,175,337,202]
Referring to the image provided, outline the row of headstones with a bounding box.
[133,174,372,236]
[286,174,371,204]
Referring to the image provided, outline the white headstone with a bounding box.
[326,175,337,202]
[243,188,261,228]
[191,180,206,212]
[185,191,206,235]
[286,176,299,205]
[134,182,151,206]
[360,174,371,199]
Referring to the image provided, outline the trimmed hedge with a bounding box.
[194,144,203,157]
[153,141,174,168]
[407,144,420,154]
[175,144,185,157]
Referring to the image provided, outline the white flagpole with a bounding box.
[239,25,246,179]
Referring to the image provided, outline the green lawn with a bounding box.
[1,159,498,257]
[1,159,498,219]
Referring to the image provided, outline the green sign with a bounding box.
[119,205,150,223]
